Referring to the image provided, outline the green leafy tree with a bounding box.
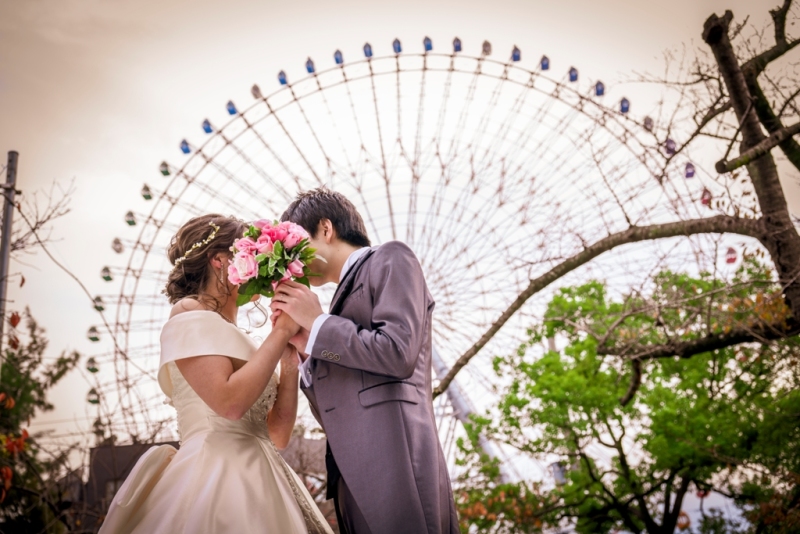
[458,258,799,533]
[0,309,80,533]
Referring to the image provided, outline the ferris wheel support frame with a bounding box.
[432,346,512,483]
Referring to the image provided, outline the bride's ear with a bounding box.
[210,253,226,270]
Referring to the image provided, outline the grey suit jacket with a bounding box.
[301,241,459,534]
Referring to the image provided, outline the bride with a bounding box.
[99,214,332,534]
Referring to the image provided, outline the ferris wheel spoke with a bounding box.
[260,97,324,186]
[196,149,280,211]
[285,82,336,179]
[311,75,358,183]
[212,128,295,204]
[366,59,397,240]
[471,74,540,179]
[460,62,516,173]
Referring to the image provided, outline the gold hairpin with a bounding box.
[171,222,220,271]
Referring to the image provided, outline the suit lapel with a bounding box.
[329,248,376,316]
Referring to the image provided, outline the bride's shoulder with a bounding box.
[169,298,206,319]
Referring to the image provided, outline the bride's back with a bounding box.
[159,310,278,443]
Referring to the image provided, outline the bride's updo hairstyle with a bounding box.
[164,214,246,305]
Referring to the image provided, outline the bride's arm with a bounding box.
[267,346,300,449]
[175,313,299,421]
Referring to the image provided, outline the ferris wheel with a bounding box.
[83,36,709,474]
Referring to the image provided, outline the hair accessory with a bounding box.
[171,222,220,272]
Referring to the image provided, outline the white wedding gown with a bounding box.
[99,310,332,534]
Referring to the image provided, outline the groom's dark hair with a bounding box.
[281,188,371,247]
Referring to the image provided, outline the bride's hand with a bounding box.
[273,309,301,337]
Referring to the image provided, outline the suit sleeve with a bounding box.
[310,242,427,379]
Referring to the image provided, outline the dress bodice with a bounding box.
[166,362,278,442]
[159,310,279,443]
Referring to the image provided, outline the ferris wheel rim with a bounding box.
[108,49,668,369]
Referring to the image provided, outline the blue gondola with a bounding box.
[334,49,343,65]
[393,39,402,54]
[685,163,695,178]
[364,43,373,58]
[595,82,605,96]
[620,98,630,114]
[423,36,432,52]
[278,71,287,85]
[512,46,521,62]
[202,119,213,133]
[569,67,578,82]
[226,101,237,115]
[453,37,462,53]
[180,140,190,154]
[540,55,550,70]
[306,58,315,74]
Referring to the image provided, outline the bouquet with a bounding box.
[227,220,316,306]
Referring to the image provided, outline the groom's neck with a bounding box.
[327,241,361,284]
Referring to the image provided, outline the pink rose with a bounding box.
[252,219,273,231]
[233,237,258,254]
[283,223,309,250]
[266,224,289,244]
[255,234,273,255]
[287,259,305,277]
[228,262,243,285]
[229,251,258,284]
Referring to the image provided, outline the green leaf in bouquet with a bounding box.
[295,276,311,288]
[236,292,252,307]
[244,226,261,240]
[238,278,256,294]
[273,240,283,257]
[291,238,308,252]
[277,264,286,276]
[255,253,267,264]
[259,265,268,277]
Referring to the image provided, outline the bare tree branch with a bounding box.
[704,8,800,317]
[433,215,764,397]
[597,319,800,362]
[716,121,800,172]
[619,358,642,406]
[741,0,798,78]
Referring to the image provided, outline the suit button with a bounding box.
[333,354,340,361]
[321,350,329,358]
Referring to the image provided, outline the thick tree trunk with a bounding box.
[703,11,800,321]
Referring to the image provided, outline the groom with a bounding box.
[270,188,459,534]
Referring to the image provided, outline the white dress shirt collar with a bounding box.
[339,247,371,282]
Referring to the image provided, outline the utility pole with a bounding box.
[0,151,19,378]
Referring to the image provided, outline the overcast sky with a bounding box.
[0,0,789,500]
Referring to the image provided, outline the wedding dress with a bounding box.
[99,310,332,534]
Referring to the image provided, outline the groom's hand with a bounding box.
[271,280,323,331]
[289,328,310,359]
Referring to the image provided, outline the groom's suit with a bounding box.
[300,241,459,534]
